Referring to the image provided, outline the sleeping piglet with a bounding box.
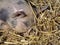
[0,0,34,33]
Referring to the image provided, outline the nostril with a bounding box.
[12,11,27,18]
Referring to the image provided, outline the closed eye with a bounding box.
[12,11,27,18]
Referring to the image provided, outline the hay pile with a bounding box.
[0,0,60,45]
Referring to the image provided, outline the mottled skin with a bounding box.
[0,0,34,33]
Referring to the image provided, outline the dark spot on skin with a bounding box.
[23,21,30,27]
[0,0,3,2]
[17,0,24,5]
[11,19,17,28]
[0,8,8,22]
